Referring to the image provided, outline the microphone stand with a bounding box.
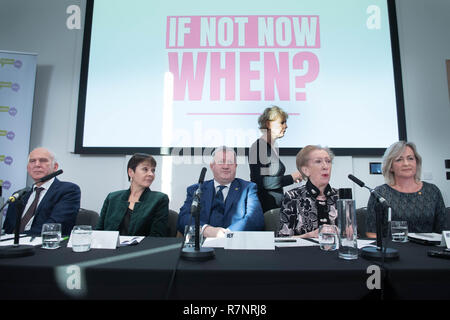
[180,186,215,262]
[348,174,399,261]
[360,199,399,261]
[0,188,35,258]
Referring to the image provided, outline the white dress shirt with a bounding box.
[201,180,231,235]
[213,180,231,201]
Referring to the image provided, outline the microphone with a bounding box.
[36,169,63,184]
[198,167,207,184]
[5,170,64,204]
[191,167,207,214]
[6,170,64,204]
[348,174,365,188]
[7,187,31,203]
[181,166,215,261]
[347,174,398,261]
[347,174,387,205]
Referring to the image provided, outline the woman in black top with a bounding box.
[366,141,446,237]
[248,106,302,213]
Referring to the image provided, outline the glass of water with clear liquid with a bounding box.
[318,224,338,251]
[71,225,93,252]
[41,223,61,249]
[391,221,408,242]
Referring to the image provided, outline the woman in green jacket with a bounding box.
[96,153,169,236]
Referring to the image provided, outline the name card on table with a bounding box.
[441,230,450,249]
[67,230,120,250]
[225,231,275,250]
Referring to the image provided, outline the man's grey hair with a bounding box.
[211,146,237,163]
[28,147,57,167]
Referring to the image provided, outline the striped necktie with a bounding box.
[20,187,44,232]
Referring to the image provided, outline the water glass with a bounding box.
[71,225,93,252]
[184,225,203,248]
[337,198,358,260]
[318,224,338,251]
[41,223,61,249]
[391,221,408,242]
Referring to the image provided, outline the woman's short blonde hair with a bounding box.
[258,106,288,130]
[382,141,422,185]
[295,145,334,180]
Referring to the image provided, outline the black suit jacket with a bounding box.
[4,178,81,235]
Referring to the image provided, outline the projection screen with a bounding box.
[75,0,406,156]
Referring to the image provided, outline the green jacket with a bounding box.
[96,188,169,237]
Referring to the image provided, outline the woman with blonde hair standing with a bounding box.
[248,106,302,213]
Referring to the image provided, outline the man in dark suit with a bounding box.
[3,147,81,235]
[177,146,264,238]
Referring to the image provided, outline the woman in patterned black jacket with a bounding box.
[278,145,339,238]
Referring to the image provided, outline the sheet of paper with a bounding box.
[0,236,42,246]
[0,234,20,242]
[67,230,119,249]
[203,236,375,249]
[274,237,319,247]
[409,232,442,242]
[357,239,376,249]
[202,237,226,248]
[0,234,28,241]
[119,236,145,247]
[225,231,275,250]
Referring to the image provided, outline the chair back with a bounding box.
[167,209,179,237]
[264,208,281,235]
[356,207,367,238]
[76,208,99,228]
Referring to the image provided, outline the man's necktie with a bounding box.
[209,185,226,226]
[20,187,44,232]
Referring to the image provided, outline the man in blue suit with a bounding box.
[177,146,264,238]
[3,147,81,236]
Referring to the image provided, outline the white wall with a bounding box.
[1,0,448,214]
[394,0,450,202]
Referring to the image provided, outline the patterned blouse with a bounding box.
[366,182,447,233]
[278,180,339,237]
